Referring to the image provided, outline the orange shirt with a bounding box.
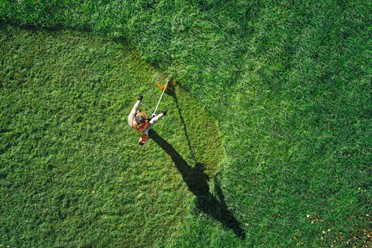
[132,112,149,131]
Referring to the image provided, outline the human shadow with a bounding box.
[149,84,245,238]
[149,130,246,239]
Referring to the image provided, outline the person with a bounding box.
[128,95,168,145]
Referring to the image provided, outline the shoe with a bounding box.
[162,108,168,116]
[138,95,143,101]
[138,133,149,146]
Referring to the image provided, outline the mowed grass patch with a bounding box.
[0,25,224,247]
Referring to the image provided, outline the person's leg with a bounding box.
[150,113,165,125]
[140,110,167,145]
[143,112,166,134]
[128,100,141,127]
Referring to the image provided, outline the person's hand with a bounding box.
[138,95,143,101]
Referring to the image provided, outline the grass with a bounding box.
[1,0,371,247]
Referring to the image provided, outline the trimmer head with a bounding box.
[156,79,175,93]
[156,82,169,92]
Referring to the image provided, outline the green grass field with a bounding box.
[1,1,371,247]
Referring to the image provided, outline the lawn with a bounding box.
[1,1,371,247]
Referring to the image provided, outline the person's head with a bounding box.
[135,112,148,124]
